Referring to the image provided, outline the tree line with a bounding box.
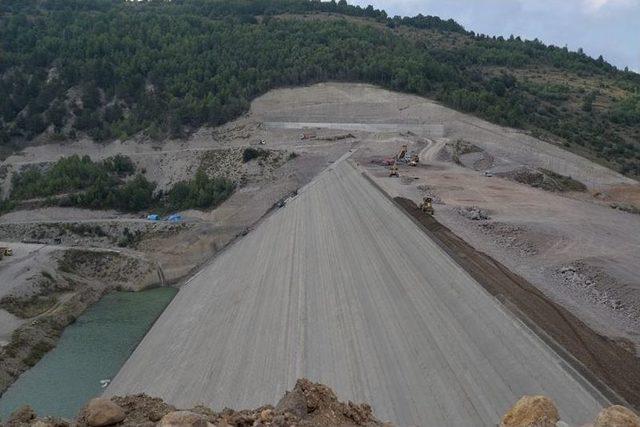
[0,0,638,176]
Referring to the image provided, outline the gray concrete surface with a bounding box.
[107,158,606,426]
[264,121,445,137]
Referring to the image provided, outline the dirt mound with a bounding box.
[457,206,490,221]
[6,379,389,426]
[57,249,154,286]
[594,405,640,427]
[498,167,586,192]
[500,395,559,427]
[274,379,383,426]
[443,139,494,170]
[10,386,640,426]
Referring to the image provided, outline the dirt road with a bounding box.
[107,158,606,426]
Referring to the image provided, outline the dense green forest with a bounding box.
[1,0,639,176]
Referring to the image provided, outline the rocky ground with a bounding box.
[0,222,190,250]
[3,379,639,427]
[3,379,389,427]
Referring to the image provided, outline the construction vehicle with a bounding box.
[396,144,408,161]
[409,154,419,167]
[0,247,13,257]
[419,197,434,215]
[389,164,399,177]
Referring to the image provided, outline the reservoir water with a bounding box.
[0,287,177,420]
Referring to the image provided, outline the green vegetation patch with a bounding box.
[11,154,135,201]
[166,169,235,211]
[0,294,58,319]
[7,155,234,213]
[242,147,270,163]
[610,93,640,126]
[22,340,55,367]
[117,227,142,248]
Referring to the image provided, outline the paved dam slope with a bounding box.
[107,158,605,426]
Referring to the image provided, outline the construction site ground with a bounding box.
[107,157,607,427]
[1,83,640,425]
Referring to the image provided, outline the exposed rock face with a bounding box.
[5,405,67,427]
[276,378,382,426]
[5,405,37,426]
[80,397,126,427]
[499,395,559,427]
[594,405,640,427]
[111,394,175,424]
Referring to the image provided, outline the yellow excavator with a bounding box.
[409,154,419,167]
[396,144,408,161]
[419,197,434,215]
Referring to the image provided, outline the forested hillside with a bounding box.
[1,0,639,176]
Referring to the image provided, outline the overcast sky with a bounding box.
[350,0,640,72]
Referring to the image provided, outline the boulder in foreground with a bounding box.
[79,397,126,427]
[594,405,640,427]
[500,395,560,427]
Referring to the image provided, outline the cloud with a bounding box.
[584,0,610,10]
[582,0,635,12]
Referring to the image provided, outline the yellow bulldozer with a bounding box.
[389,164,399,177]
[419,197,434,215]
[409,154,419,167]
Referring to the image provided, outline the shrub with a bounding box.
[243,147,269,163]
[166,169,234,211]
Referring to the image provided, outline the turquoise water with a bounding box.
[0,287,177,420]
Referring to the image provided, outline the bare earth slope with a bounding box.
[107,158,606,427]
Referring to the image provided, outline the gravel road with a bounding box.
[107,158,606,426]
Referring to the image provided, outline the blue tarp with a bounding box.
[147,214,160,221]
[167,214,182,223]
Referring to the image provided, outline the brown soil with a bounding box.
[394,196,640,411]
[7,379,388,426]
[496,167,587,192]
